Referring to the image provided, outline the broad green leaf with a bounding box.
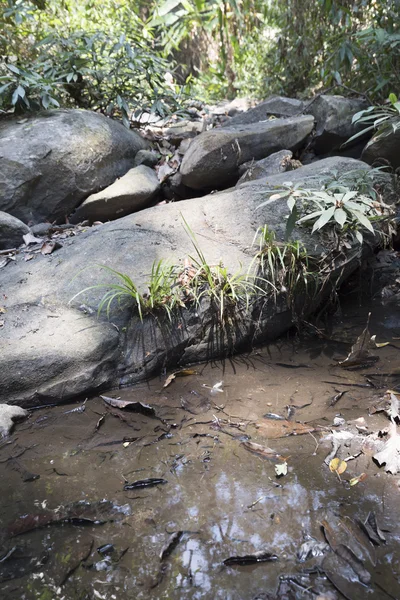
[15,85,25,98]
[287,196,296,212]
[6,63,20,75]
[334,208,347,227]
[297,210,324,223]
[312,206,336,233]
[351,210,374,233]
[158,0,182,17]
[0,82,12,95]
[285,205,298,241]
[355,230,363,244]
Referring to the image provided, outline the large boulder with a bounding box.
[0,303,120,408]
[70,165,160,224]
[305,95,368,154]
[362,125,400,170]
[0,211,30,249]
[0,157,386,407]
[236,149,293,184]
[180,115,314,190]
[0,109,147,224]
[223,96,304,127]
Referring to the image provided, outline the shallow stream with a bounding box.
[1,298,400,600]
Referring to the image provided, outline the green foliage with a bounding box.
[252,225,321,310]
[258,169,394,245]
[70,262,182,322]
[345,94,400,146]
[0,0,183,122]
[182,216,272,320]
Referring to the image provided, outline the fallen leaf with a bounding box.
[100,396,158,418]
[255,418,318,439]
[241,441,284,463]
[40,240,58,255]
[163,373,176,388]
[373,421,400,474]
[0,307,5,313]
[159,531,183,561]
[361,512,386,544]
[122,442,130,448]
[370,335,390,348]
[123,478,167,490]
[157,161,175,183]
[329,458,347,475]
[22,232,43,246]
[371,390,400,422]
[338,313,378,368]
[223,551,278,566]
[350,473,367,486]
[275,462,288,477]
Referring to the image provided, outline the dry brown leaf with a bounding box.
[241,441,285,463]
[338,313,378,368]
[41,240,57,255]
[255,418,317,439]
[373,421,400,474]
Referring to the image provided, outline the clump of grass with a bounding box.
[181,216,274,320]
[70,261,182,321]
[252,225,321,310]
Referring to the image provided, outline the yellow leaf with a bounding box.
[350,473,367,486]
[123,442,130,448]
[163,373,176,388]
[329,458,347,475]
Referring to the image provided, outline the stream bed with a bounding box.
[1,298,400,600]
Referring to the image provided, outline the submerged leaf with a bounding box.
[159,531,183,561]
[223,551,278,566]
[350,473,367,486]
[100,396,158,418]
[242,441,284,462]
[329,458,347,475]
[255,418,318,439]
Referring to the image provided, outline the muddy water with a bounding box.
[1,302,400,600]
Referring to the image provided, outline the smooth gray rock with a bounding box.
[0,157,383,407]
[223,96,304,127]
[0,404,28,436]
[180,115,314,190]
[305,95,368,154]
[362,125,400,170]
[133,149,160,168]
[0,304,120,408]
[70,165,160,223]
[0,109,147,224]
[0,211,30,249]
[237,150,293,184]
[31,222,52,237]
